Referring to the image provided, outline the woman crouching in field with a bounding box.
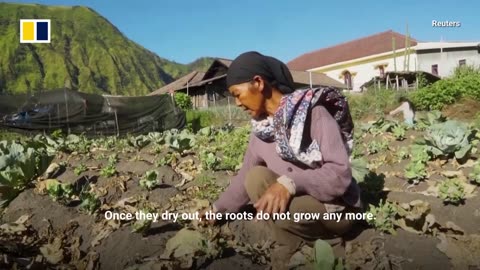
[202,52,363,270]
[389,96,416,126]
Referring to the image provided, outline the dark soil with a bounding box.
[442,99,480,121]
[387,191,480,234]
[348,228,452,269]
[3,189,96,252]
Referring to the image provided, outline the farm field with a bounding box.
[1,111,480,270]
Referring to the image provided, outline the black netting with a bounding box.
[0,89,185,136]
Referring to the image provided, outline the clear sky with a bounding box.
[6,0,480,64]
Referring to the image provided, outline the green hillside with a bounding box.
[0,3,194,96]
[187,57,215,72]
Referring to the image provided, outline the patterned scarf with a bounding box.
[252,87,354,168]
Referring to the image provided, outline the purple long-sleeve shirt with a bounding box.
[213,105,362,213]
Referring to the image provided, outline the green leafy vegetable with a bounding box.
[351,143,365,159]
[392,125,406,141]
[404,161,427,183]
[74,164,88,176]
[351,158,369,183]
[410,144,431,163]
[139,170,160,190]
[195,175,223,201]
[367,200,397,234]
[469,162,480,184]
[423,120,472,159]
[128,135,151,150]
[34,134,89,154]
[160,228,221,269]
[395,146,410,161]
[0,140,52,207]
[100,164,117,178]
[366,139,389,155]
[200,151,220,171]
[198,126,212,136]
[131,208,154,235]
[156,152,179,167]
[362,118,396,135]
[312,239,335,270]
[107,153,119,164]
[416,110,445,130]
[438,178,466,205]
[45,179,74,202]
[79,191,100,214]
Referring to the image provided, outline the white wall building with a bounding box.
[288,30,480,91]
[416,42,480,77]
[316,50,418,91]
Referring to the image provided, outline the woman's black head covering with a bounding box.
[226,51,295,94]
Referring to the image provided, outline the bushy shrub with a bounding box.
[416,72,431,88]
[173,92,192,111]
[409,79,461,110]
[410,69,480,110]
[459,74,480,100]
[453,65,480,79]
[186,110,214,132]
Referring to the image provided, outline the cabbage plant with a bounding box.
[0,140,52,207]
[423,120,472,159]
[469,162,480,184]
[163,129,196,152]
[140,170,160,190]
[416,110,445,130]
[438,178,466,205]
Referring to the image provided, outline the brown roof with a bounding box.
[175,74,227,92]
[148,71,205,95]
[290,70,346,89]
[287,30,418,71]
[189,74,226,87]
[150,57,346,96]
[216,58,232,67]
[203,58,232,79]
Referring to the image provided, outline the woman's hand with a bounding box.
[254,183,291,215]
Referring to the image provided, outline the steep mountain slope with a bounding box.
[0,3,191,96]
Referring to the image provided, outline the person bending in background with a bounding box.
[202,51,362,270]
[389,97,416,126]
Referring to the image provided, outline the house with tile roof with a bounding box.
[288,30,480,91]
